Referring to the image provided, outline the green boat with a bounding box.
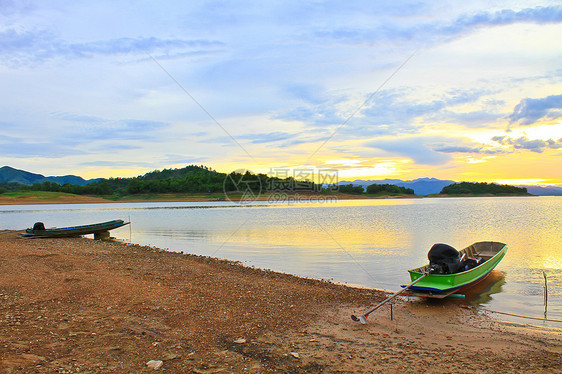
[22,219,129,239]
[402,241,508,299]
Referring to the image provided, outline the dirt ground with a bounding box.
[0,231,560,373]
[0,195,111,205]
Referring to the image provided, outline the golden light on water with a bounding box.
[236,200,416,253]
[542,257,562,271]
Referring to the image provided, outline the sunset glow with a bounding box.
[1,1,561,185]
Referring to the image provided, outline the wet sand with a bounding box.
[0,231,560,373]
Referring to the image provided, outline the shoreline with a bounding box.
[1,233,560,372]
[0,192,536,206]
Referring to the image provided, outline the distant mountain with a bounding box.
[0,166,99,186]
[339,177,455,196]
[339,177,562,196]
[0,166,46,185]
[521,185,562,196]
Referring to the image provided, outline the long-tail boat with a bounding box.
[402,241,508,298]
[22,219,129,239]
[352,241,507,324]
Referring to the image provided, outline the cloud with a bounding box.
[203,130,329,149]
[364,135,509,165]
[365,137,452,165]
[456,6,562,27]
[440,110,501,128]
[0,115,172,163]
[80,155,208,169]
[358,90,451,128]
[88,143,142,152]
[0,138,86,158]
[312,6,562,45]
[282,83,327,105]
[0,28,225,65]
[79,160,153,168]
[161,155,210,165]
[492,135,562,152]
[278,86,493,140]
[2,2,561,178]
[433,145,502,155]
[52,113,170,142]
[51,113,105,124]
[277,104,346,127]
[507,94,562,125]
[238,132,297,144]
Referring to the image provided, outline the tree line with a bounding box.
[0,166,323,196]
[0,166,528,197]
[0,165,418,197]
[338,183,415,195]
[439,182,528,195]
[0,166,254,196]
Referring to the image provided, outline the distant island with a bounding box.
[339,180,528,197]
[0,165,559,203]
[336,177,561,196]
[439,182,530,196]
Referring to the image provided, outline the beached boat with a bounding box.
[22,219,129,238]
[351,241,507,323]
[402,241,508,299]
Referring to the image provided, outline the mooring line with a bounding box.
[464,306,562,323]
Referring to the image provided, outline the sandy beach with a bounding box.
[0,231,560,373]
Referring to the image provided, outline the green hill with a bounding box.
[440,182,529,195]
[366,183,414,195]
[0,166,98,186]
[4,165,278,197]
[0,166,46,185]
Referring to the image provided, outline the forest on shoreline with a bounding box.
[0,165,529,199]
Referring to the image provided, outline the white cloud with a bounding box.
[0,1,561,177]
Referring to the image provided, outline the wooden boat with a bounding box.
[402,241,507,299]
[22,219,129,238]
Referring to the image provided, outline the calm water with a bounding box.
[1,197,561,326]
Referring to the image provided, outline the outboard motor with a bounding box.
[32,222,46,231]
[428,243,461,274]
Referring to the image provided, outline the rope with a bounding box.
[464,306,562,323]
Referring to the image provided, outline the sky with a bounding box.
[1,1,561,185]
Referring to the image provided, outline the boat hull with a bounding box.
[23,219,129,238]
[402,241,507,298]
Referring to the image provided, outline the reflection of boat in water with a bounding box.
[463,270,506,304]
[402,242,508,299]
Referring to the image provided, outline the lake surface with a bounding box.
[1,196,561,326]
